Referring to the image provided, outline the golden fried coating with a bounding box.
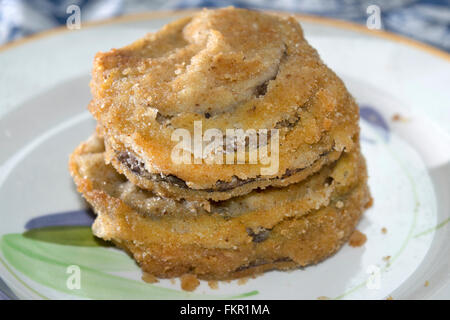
[69,134,371,280]
[89,7,360,192]
[69,7,372,283]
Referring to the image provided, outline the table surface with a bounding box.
[0,0,449,52]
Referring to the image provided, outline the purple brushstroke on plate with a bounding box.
[360,136,377,144]
[25,209,95,230]
[0,276,17,300]
[360,105,390,141]
[0,291,10,300]
[0,290,11,300]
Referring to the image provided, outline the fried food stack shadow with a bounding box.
[70,7,372,281]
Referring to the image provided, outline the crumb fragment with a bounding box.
[237,277,248,285]
[142,272,159,284]
[381,227,387,234]
[391,113,409,122]
[170,278,176,285]
[317,296,330,300]
[386,295,393,300]
[208,281,219,290]
[349,230,367,247]
[383,255,391,262]
[201,200,211,212]
[425,281,429,287]
[180,274,200,292]
[335,200,344,209]
[364,197,374,209]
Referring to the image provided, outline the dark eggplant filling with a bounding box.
[234,257,293,272]
[246,227,271,243]
[116,150,331,192]
[117,151,188,188]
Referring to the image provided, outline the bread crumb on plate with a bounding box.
[349,230,367,247]
[142,272,159,284]
[208,281,219,290]
[180,274,200,292]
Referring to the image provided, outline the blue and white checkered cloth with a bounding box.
[1,0,449,51]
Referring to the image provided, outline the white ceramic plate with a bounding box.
[0,11,449,300]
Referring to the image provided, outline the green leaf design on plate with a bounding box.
[23,226,111,247]
[0,228,258,299]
